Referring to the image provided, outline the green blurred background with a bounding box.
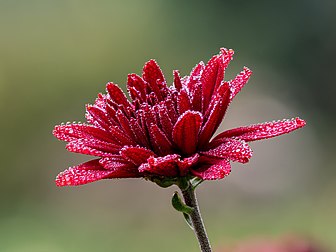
[1,0,335,251]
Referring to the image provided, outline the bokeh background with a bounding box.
[1,0,335,251]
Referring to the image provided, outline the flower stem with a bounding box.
[181,185,212,252]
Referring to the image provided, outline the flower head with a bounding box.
[53,48,306,186]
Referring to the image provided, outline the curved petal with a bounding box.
[120,146,155,166]
[201,48,234,112]
[85,105,111,130]
[212,117,306,143]
[127,73,147,101]
[186,61,204,92]
[138,154,180,177]
[55,159,115,186]
[191,158,231,180]
[53,124,115,143]
[173,111,203,155]
[177,154,199,176]
[149,124,174,156]
[173,70,182,91]
[106,82,131,109]
[229,67,252,101]
[142,59,165,100]
[198,85,230,147]
[202,138,252,163]
[66,139,120,157]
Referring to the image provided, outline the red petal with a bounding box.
[143,106,158,130]
[149,124,174,155]
[86,105,111,130]
[202,138,252,163]
[92,93,106,108]
[127,73,147,101]
[164,98,178,124]
[229,67,252,101]
[66,139,119,157]
[158,106,174,140]
[143,59,165,84]
[201,55,221,110]
[55,159,115,186]
[198,86,230,147]
[142,60,165,99]
[173,111,203,155]
[116,109,136,141]
[173,70,182,91]
[120,146,155,165]
[190,82,203,112]
[177,89,191,114]
[53,124,115,143]
[177,154,199,176]
[191,158,231,180]
[212,117,306,143]
[186,61,205,92]
[128,87,143,102]
[106,82,131,108]
[99,157,140,177]
[105,102,119,124]
[129,118,151,148]
[201,49,233,112]
[109,125,136,146]
[138,154,180,177]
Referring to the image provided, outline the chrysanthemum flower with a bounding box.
[53,48,306,187]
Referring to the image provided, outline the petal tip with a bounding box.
[295,117,306,127]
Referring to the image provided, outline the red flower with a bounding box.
[53,48,306,186]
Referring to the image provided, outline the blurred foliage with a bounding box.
[0,0,335,251]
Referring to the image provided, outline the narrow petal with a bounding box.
[106,82,131,108]
[99,157,140,177]
[201,55,221,111]
[71,138,120,153]
[164,98,178,124]
[127,73,147,101]
[202,138,252,163]
[129,118,151,148]
[191,158,231,180]
[201,48,234,112]
[212,117,306,143]
[142,60,165,99]
[177,89,191,114]
[116,109,136,141]
[86,105,111,130]
[190,82,203,112]
[109,125,136,146]
[229,67,252,101]
[173,111,203,155]
[158,106,174,140]
[173,70,182,91]
[120,146,155,166]
[53,124,115,143]
[149,124,174,155]
[66,139,119,157]
[138,154,180,177]
[105,102,119,124]
[186,61,205,92]
[198,85,230,147]
[55,159,115,186]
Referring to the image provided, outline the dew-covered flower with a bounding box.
[53,48,306,186]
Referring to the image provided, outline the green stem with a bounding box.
[180,184,212,252]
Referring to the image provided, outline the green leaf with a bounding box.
[183,213,194,230]
[171,191,193,214]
